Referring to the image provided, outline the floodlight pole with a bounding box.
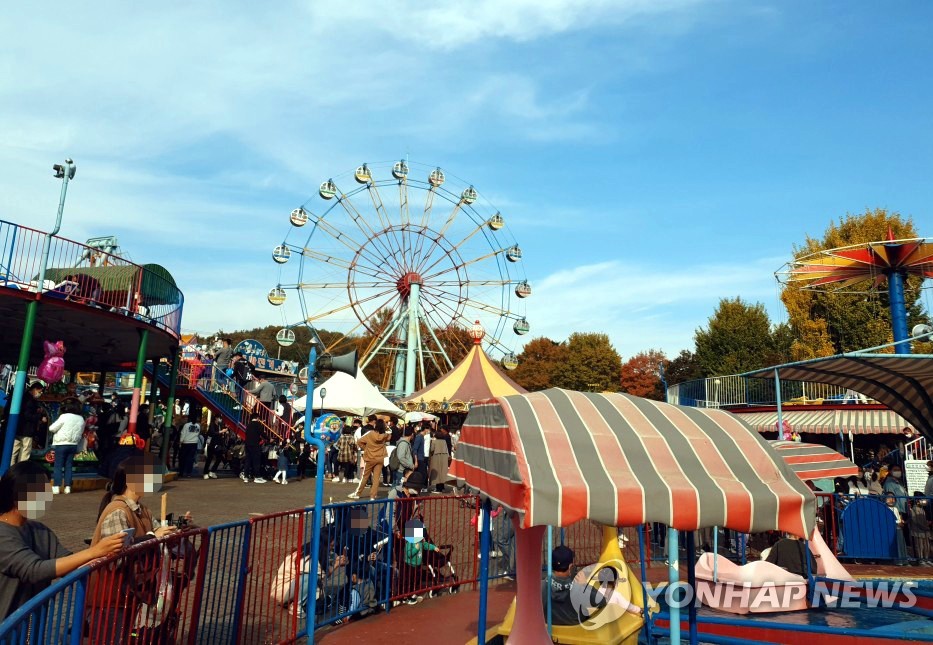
[1,159,75,475]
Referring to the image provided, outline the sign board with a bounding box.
[905,459,928,495]
[233,339,298,375]
[234,339,267,359]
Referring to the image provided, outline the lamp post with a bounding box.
[1,159,76,474]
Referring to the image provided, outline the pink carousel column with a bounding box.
[507,516,552,644]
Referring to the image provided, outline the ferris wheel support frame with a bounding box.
[404,282,421,395]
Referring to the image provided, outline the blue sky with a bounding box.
[1,1,931,359]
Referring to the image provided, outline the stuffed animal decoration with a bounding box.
[36,340,66,383]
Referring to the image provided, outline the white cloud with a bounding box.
[523,257,785,357]
[309,0,709,50]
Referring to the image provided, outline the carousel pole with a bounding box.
[161,349,180,467]
[477,498,492,645]
[127,329,149,435]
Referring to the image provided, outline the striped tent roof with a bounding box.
[452,389,816,538]
[835,407,913,435]
[769,440,858,481]
[401,344,526,404]
[747,354,933,440]
[733,409,836,434]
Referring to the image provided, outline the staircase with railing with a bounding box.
[149,359,292,445]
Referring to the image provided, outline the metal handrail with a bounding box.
[0,218,184,336]
[177,359,290,444]
[667,373,871,409]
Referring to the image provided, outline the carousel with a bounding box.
[400,320,526,417]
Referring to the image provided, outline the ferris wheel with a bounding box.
[268,159,531,396]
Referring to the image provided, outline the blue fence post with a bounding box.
[385,500,395,614]
[69,573,89,645]
[232,521,253,645]
[477,498,492,645]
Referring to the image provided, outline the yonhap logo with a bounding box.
[568,560,645,630]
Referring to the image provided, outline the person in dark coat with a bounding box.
[242,413,266,483]
[12,382,47,465]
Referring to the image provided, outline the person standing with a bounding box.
[349,420,389,500]
[393,427,416,486]
[429,425,452,494]
[334,427,358,484]
[924,461,933,498]
[12,382,47,466]
[243,412,266,483]
[178,414,201,477]
[203,419,227,479]
[211,338,235,388]
[48,402,84,494]
[253,375,276,410]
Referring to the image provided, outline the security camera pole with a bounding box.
[302,326,327,642]
[1,159,76,474]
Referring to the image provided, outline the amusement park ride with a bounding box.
[268,159,531,396]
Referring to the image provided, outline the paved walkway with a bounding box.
[42,471,379,551]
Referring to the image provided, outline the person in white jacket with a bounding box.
[48,403,86,494]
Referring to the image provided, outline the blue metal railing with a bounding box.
[0,219,184,337]
[667,373,861,409]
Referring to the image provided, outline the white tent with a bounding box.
[292,370,404,417]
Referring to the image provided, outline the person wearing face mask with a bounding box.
[884,466,908,514]
[0,462,124,620]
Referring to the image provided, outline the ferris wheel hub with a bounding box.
[396,271,423,298]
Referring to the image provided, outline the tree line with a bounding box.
[203,209,929,399]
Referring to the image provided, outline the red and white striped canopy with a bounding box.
[769,440,858,481]
[452,389,816,538]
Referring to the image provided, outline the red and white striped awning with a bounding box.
[731,408,913,435]
[452,389,816,538]
[835,408,912,435]
[734,409,836,434]
[769,440,858,481]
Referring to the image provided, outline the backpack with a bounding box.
[388,446,401,472]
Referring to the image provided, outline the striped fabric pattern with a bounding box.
[733,409,836,434]
[748,355,933,440]
[835,408,912,435]
[402,344,526,404]
[769,440,858,480]
[731,408,911,435]
[452,389,815,538]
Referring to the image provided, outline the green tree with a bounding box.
[666,349,703,384]
[512,337,568,391]
[553,332,622,392]
[780,208,928,357]
[694,298,788,376]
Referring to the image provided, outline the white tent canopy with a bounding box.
[293,371,404,417]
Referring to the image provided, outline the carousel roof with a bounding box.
[402,331,527,405]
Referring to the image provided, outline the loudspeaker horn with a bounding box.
[912,323,933,338]
[318,350,358,378]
